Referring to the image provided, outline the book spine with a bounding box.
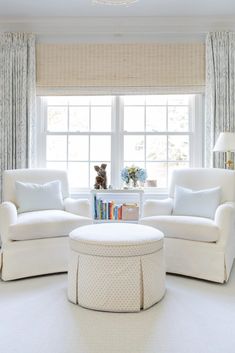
[118,205,122,220]
[108,202,111,220]
[110,201,114,220]
[101,200,104,219]
[99,199,102,220]
[115,206,117,220]
[94,195,97,219]
[104,202,107,220]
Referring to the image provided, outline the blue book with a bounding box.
[94,195,97,219]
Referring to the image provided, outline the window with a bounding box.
[37,94,203,191]
[121,95,199,188]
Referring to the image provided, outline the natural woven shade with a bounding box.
[36,43,205,94]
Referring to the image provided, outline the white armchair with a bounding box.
[140,168,235,283]
[0,169,93,281]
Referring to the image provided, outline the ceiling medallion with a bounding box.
[93,0,138,5]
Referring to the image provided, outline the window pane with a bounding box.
[145,95,167,105]
[46,97,68,105]
[123,95,145,105]
[146,136,167,161]
[68,162,89,188]
[47,107,67,132]
[69,107,89,132]
[90,162,111,189]
[124,107,145,132]
[90,96,112,105]
[146,162,167,188]
[168,136,189,161]
[47,136,67,161]
[47,161,67,170]
[168,106,189,132]
[124,135,145,161]
[91,107,111,132]
[68,136,89,161]
[146,107,166,132]
[68,96,90,105]
[167,95,191,105]
[90,136,111,161]
[124,161,145,168]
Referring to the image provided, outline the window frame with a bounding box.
[36,97,114,191]
[36,94,204,193]
[118,94,203,189]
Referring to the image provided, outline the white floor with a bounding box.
[1,269,235,353]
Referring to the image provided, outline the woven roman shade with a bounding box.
[36,43,205,95]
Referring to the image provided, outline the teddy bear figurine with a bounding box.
[94,163,108,189]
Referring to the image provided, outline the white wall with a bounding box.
[1,16,234,44]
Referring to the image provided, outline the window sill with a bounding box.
[70,188,168,199]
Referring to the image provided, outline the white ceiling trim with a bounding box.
[0,16,235,41]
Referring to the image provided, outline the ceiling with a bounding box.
[0,0,235,17]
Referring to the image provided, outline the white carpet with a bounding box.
[1,269,235,353]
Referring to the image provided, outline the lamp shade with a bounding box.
[213,132,235,152]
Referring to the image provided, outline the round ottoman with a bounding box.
[68,223,165,312]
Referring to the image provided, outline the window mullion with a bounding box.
[67,102,69,171]
[88,100,91,188]
[166,98,169,187]
[117,96,124,188]
[144,97,147,171]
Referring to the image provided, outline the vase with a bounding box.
[130,178,139,188]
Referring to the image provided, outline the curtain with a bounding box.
[205,32,235,168]
[0,32,36,200]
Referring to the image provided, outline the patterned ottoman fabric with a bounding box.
[68,223,165,312]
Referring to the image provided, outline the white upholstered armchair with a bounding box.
[140,168,235,283]
[0,169,93,281]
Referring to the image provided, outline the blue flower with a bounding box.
[121,167,130,183]
[121,166,147,184]
[136,168,148,182]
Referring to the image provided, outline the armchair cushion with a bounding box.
[15,180,64,213]
[140,215,220,242]
[8,210,92,241]
[64,198,91,218]
[173,185,221,219]
[142,198,173,217]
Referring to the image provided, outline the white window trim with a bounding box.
[117,94,204,192]
[36,94,204,194]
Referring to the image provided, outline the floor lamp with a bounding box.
[213,132,235,169]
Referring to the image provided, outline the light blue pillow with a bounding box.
[173,185,221,219]
[15,180,64,213]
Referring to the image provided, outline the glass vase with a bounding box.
[130,178,139,188]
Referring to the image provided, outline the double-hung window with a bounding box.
[37,94,203,191]
[121,94,202,188]
[38,96,113,191]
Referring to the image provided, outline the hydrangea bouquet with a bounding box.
[121,166,147,188]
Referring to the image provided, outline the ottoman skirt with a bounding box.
[68,223,165,312]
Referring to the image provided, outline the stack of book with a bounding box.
[94,196,122,220]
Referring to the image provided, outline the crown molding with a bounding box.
[0,16,235,41]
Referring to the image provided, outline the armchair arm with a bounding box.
[0,201,18,244]
[64,198,91,218]
[142,198,173,217]
[214,202,235,246]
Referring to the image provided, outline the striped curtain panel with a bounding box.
[205,32,235,168]
[0,32,36,200]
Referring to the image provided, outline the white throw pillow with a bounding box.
[15,180,64,213]
[173,185,221,219]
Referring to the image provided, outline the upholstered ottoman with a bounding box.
[68,223,165,312]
